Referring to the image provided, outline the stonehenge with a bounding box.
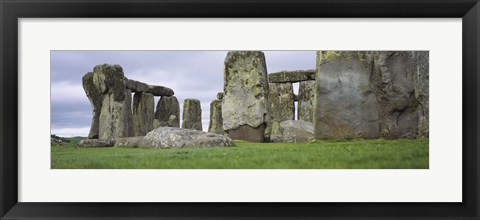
[82,64,177,141]
[81,50,429,146]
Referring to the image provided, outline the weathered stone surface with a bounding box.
[298,80,315,123]
[314,51,380,139]
[268,69,316,83]
[268,82,294,138]
[272,120,314,143]
[98,89,133,140]
[114,136,144,147]
[140,127,233,149]
[415,51,429,137]
[82,72,104,139]
[227,124,266,143]
[208,99,224,134]
[372,51,420,138]
[92,64,126,101]
[168,115,178,127]
[154,96,180,128]
[148,85,174,96]
[217,92,224,100]
[153,119,163,129]
[78,139,115,147]
[222,51,270,141]
[133,92,154,136]
[182,99,202,131]
[125,78,149,93]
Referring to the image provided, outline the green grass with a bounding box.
[51,138,429,169]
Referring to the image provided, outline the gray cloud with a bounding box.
[51,51,315,137]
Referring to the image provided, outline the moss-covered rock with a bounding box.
[132,92,154,136]
[222,51,270,142]
[268,82,294,141]
[98,89,133,140]
[92,64,126,101]
[208,99,224,134]
[268,69,316,83]
[154,95,180,128]
[298,80,315,123]
[182,99,202,131]
[82,72,103,139]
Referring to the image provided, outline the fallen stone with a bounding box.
[208,99,224,134]
[78,139,115,147]
[140,127,233,149]
[133,92,155,136]
[148,85,174,96]
[268,82,295,138]
[268,69,316,83]
[154,96,180,127]
[222,51,270,142]
[273,120,314,143]
[182,99,202,131]
[114,136,144,147]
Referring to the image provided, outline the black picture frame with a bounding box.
[1,0,479,219]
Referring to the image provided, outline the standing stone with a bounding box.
[208,99,224,134]
[82,72,103,139]
[154,96,180,128]
[415,51,429,137]
[98,89,133,140]
[372,51,420,138]
[222,51,270,142]
[268,82,294,141]
[182,99,202,131]
[298,80,315,123]
[314,51,380,139]
[133,92,154,136]
[93,64,133,140]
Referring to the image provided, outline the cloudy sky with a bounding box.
[51,51,316,137]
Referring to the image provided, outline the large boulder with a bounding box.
[82,72,104,139]
[133,92,155,136]
[154,95,180,128]
[273,120,314,143]
[222,51,270,142]
[182,99,202,131]
[268,82,294,140]
[114,136,144,147]
[297,80,315,123]
[148,85,174,96]
[372,51,420,138]
[208,99,224,134]
[140,127,233,149]
[314,51,380,139]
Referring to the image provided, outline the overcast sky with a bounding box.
[51,51,316,137]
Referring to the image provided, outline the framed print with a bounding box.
[1,0,479,219]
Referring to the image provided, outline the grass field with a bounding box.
[51,137,428,169]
